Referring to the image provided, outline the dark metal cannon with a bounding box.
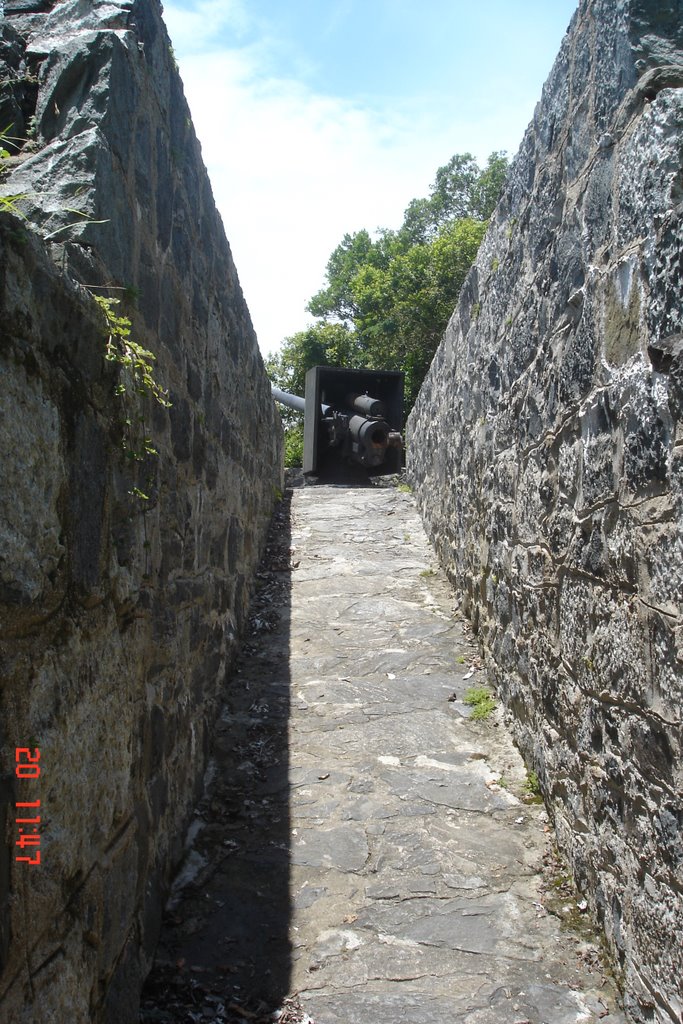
[272,366,404,475]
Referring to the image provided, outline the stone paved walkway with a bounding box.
[141,483,626,1024]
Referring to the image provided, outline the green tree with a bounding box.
[266,322,361,401]
[273,150,509,418]
[307,230,378,324]
[398,150,508,245]
[267,323,362,465]
[430,152,481,224]
[470,151,509,220]
[351,217,487,405]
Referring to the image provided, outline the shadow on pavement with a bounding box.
[139,492,295,1022]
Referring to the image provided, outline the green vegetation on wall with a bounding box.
[91,293,172,502]
[0,126,27,216]
[1,129,171,499]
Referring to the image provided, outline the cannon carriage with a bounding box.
[272,366,404,475]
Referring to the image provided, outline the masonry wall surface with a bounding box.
[0,2,282,1021]
[407,2,683,1022]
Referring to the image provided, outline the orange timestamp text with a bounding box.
[15,747,41,866]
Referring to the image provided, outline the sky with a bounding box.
[163,0,578,357]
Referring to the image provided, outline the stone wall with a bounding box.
[0,2,282,1022]
[407,2,682,1022]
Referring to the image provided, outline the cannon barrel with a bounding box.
[271,384,332,418]
[348,414,390,467]
[271,385,306,414]
[346,393,386,418]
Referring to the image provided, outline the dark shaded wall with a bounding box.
[0,1,283,1021]
[408,2,682,1022]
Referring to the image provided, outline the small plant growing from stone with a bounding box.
[1,125,108,236]
[94,295,171,413]
[523,769,544,803]
[0,125,28,216]
[463,685,496,720]
[93,293,171,501]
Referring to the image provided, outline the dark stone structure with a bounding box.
[408,2,683,1022]
[0,2,282,1021]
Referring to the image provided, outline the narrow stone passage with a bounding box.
[141,483,625,1024]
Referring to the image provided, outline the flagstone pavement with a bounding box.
[141,481,625,1024]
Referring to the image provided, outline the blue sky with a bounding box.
[163,0,578,356]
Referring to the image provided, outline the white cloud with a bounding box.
[163,0,250,51]
[163,3,540,356]
[169,50,499,354]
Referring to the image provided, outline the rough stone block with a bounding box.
[0,1,283,1021]
[408,2,683,1019]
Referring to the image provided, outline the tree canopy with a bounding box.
[267,150,508,420]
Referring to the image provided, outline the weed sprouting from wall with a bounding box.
[93,294,171,502]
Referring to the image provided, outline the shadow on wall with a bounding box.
[139,493,294,1019]
[0,1,285,1020]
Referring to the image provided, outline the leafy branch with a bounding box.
[1,124,172,507]
[93,294,171,501]
[94,295,171,411]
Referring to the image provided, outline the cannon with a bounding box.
[272,366,404,475]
